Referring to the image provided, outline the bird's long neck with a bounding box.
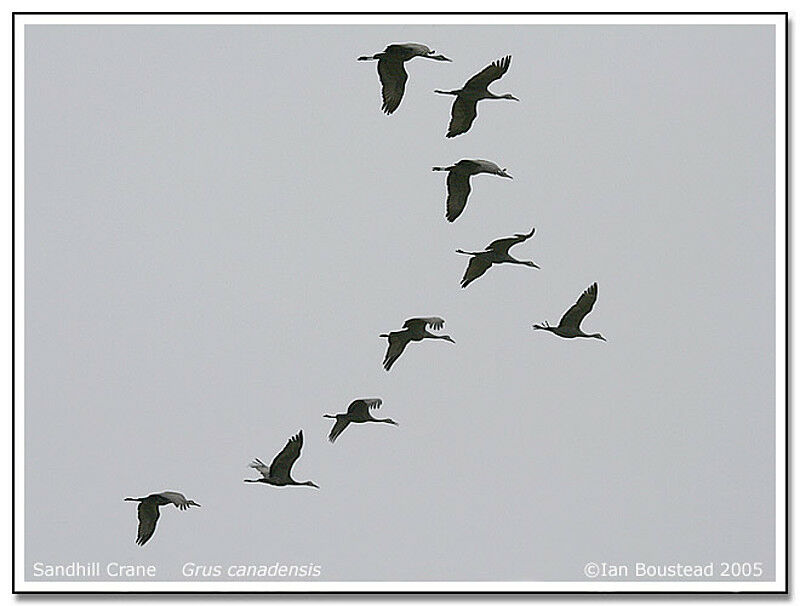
[424,331,451,341]
[506,255,538,268]
[432,165,456,172]
[434,88,460,96]
[376,418,398,425]
[124,497,142,502]
[357,53,383,61]
[323,414,337,419]
[455,249,481,256]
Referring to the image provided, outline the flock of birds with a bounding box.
[125,42,605,547]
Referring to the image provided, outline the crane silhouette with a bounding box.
[323,398,398,443]
[245,431,319,488]
[533,282,606,341]
[358,43,452,114]
[380,317,455,371]
[456,227,539,288]
[432,159,512,222]
[435,55,518,137]
[124,491,200,546]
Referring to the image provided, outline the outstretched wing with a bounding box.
[347,398,383,415]
[378,57,408,114]
[445,169,472,222]
[460,254,493,288]
[248,457,270,479]
[403,317,445,330]
[328,418,351,443]
[158,491,189,510]
[485,227,535,255]
[463,55,512,90]
[385,43,430,57]
[268,431,304,482]
[559,282,598,330]
[445,96,478,138]
[383,331,412,371]
[136,500,160,546]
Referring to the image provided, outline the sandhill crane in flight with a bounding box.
[245,431,319,488]
[456,227,539,288]
[432,159,512,222]
[124,491,200,546]
[380,317,455,371]
[435,55,518,137]
[358,43,452,114]
[534,283,606,341]
[324,398,398,443]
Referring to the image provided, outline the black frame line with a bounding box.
[10,10,789,596]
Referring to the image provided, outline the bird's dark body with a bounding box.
[383,43,428,61]
[433,159,512,222]
[324,398,397,442]
[358,42,451,114]
[434,55,518,137]
[457,228,539,288]
[124,491,200,546]
[245,431,319,488]
[380,317,454,371]
[533,283,606,341]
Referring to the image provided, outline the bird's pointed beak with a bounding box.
[502,173,513,179]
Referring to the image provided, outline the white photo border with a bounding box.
[11,11,788,594]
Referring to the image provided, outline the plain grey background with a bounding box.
[24,24,776,582]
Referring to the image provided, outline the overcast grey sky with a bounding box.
[24,23,776,582]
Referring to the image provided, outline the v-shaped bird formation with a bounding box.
[125,40,607,547]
